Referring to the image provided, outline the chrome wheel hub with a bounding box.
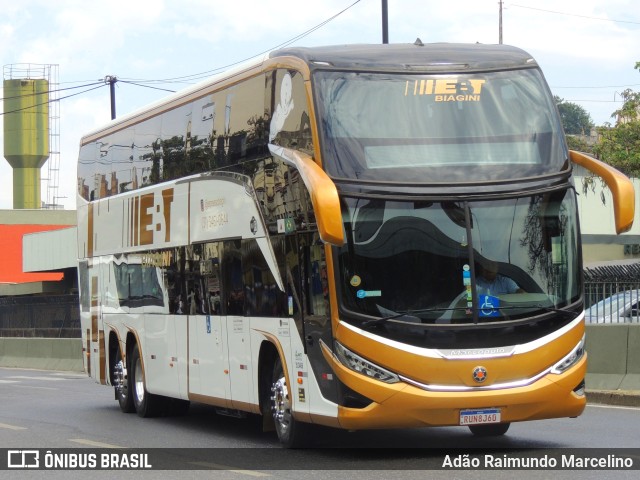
[134,358,145,404]
[271,376,291,434]
[114,360,127,397]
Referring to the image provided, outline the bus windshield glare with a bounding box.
[315,68,567,182]
[338,189,581,344]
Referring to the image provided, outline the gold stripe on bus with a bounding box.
[85,329,91,376]
[230,400,260,415]
[99,330,106,385]
[188,393,232,409]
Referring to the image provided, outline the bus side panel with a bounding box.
[143,313,182,398]
[250,317,340,423]
[227,315,256,410]
[188,314,230,402]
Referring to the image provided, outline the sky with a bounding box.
[0,0,639,211]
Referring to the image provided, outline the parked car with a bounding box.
[585,291,640,324]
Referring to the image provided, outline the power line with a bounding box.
[119,0,362,85]
[553,84,640,89]
[117,80,176,93]
[0,83,106,116]
[510,4,640,25]
[562,99,622,103]
[0,81,105,103]
[0,1,361,118]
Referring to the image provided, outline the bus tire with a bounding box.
[468,422,510,437]
[115,347,135,413]
[270,356,309,448]
[130,344,162,418]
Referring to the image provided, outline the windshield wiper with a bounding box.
[361,311,418,328]
[531,305,580,319]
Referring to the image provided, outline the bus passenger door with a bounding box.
[295,232,337,416]
[222,239,255,410]
[187,244,230,403]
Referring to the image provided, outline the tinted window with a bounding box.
[315,68,566,183]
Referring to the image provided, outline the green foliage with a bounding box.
[593,121,640,177]
[592,88,640,178]
[612,88,640,122]
[554,96,594,135]
[565,134,593,154]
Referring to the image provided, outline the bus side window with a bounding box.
[299,232,329,318]
[284,235,302,320]
[223,240,244,316]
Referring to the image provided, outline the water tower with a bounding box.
[3,64,56,209]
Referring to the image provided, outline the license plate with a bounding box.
[459,408,501,426]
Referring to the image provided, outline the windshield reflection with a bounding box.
[338,190,580,331]
[315,69,566,183]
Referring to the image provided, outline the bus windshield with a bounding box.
[337,188,581,335]
[315,68,566,182]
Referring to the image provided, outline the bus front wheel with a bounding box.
[270,357,309,448]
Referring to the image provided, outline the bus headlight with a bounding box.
[551,335,585,374]
[334,341,399,384]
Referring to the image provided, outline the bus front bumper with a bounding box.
[330,353,587,431]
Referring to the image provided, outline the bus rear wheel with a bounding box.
[270,357,309,448]
[469,422,511,437]
[130,344,162,418]
[114,348,135,413]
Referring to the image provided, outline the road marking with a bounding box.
[51,373,87,378]
[588,403,640,411]
[69,439,125,449]
[7,376,66,381]
[0,380,19,384]
[189,462,271,477]
[14,385,59,391]
[0,422,27,431]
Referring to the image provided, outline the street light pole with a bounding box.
[105,75,117,120]
[382,0,389,44]
[499,0,503,44]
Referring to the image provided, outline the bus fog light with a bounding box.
[551,335,585,374]
[334,341,399,384]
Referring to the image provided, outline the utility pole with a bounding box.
[105,75,117,120]
[382,0,389,44]
[499,0,503,44]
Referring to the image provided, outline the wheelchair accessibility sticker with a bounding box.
[479,295,500,317]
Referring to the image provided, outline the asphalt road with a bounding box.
[0,367,639,479]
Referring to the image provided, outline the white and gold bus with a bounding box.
[77,42,634,447]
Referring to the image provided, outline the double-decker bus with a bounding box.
[77,42,634,447]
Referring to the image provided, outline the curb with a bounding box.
[586,389,640,408]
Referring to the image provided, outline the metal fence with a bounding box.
[583,263,640,324]
[584,281,640,324]
[0,294,80,338]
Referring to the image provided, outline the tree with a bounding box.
[565,134,592,154]
[554,96,594,135]
[592,88,640,177]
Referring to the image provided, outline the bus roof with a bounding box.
[79,53,270,144]
[270,42,537,73]
[80,42,537,144]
